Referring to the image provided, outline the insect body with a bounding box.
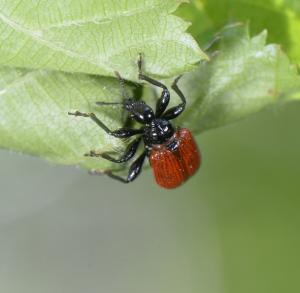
[68,55,201,189]
[150,128,200,188]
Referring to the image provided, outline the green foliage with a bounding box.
[0,68,128,170]
[176,25,300,132]
[0,0,299,172]
[0,0,206,79]
[178,0,300,65]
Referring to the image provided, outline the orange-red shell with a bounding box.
[149,128,201,189]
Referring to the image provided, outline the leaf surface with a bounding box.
[0,67,130,171]
[0,0,207,79]
[0,26,299,171]
[172,25,300,132]
[199,0,300,65]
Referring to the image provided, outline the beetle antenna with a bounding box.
[114,71,131,100]
[96,101,123,106]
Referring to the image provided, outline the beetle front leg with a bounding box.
[137,53,170,117]
[162,76,186,120]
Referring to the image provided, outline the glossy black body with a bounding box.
[68,54,186,184]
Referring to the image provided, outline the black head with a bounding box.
[143,118,174,146]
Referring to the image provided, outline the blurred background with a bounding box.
[1,0,300,292]
[1,101,300,293]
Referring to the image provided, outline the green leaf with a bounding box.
[200,0,300,65]
[174,25,300,132]
[1,25,299,172]
[0,67,131,171]
[0,0,207,79]
[175,0,215,47]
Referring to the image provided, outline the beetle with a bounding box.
[68,54,201,189]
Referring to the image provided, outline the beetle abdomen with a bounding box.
[149,128,200,189]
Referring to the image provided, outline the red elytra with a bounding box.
[149,128,201,189]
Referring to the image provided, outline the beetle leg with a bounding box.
[92,151,147,183]
[155,89,170,118]
[162,75,186,120]
[68,111,143,138]
[137,53,167,89]
[137,53,170,117]
[85,137,142,163]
